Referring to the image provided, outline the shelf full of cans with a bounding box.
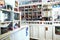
[19,2,60,25]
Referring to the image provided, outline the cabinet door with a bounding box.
[39,25,45,40]
[32,24,39,39]
[30,24,39,39]
[29,25,33,38]
[39,25,53,40]
[45,25,53,40]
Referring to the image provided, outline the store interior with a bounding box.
[0,0,60,40]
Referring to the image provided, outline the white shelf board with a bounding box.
[14,20,20,22]
[19,1,60,7]
[30,37,39,39]
[14,11,20,13]
[26,20,52,22]
[0,9,12,12]
[0,23,10,27]
[0,21,12,23]
[19,2,42,7]
[42,1,60,5]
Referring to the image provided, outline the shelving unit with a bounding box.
[19,0,60,22]
[0,0,21,35]
[19,4,42,21]
[0,0,30,40]
[19,0,60,40]
[0,0,60,40]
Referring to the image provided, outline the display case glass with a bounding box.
[55,26,60,35]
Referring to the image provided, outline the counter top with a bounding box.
[0,24,29,40]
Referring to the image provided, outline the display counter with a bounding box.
[0,24,29,40]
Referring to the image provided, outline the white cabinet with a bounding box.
[29,25,33,38]
[39,25,53,40]
[32,25,39,39]
[45,25,53,40]
[29,24,39,39]
[10,27,29,40]
[0,25,29,40]
[39,25,45,40]
[29,24,53,40]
